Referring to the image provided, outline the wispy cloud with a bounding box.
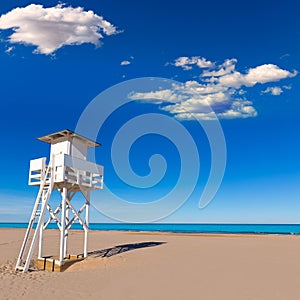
[0,4,120,55]
[0,193,33,221]
[262,85,292,96]
[174,56,215,70]
[130,56,297,120]
[280,53,290,60]
[5,46,14,54]
[202,59,237,77]
[262,86,283,96]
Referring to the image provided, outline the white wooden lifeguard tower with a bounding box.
[15,129,104,272]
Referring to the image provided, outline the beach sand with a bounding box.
[1,229,300,299]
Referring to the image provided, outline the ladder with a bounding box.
[15,159,54,272]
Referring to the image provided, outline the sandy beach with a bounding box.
[1,229,300,299]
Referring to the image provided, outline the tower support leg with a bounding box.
[64,200,70,258]
[38,220,44,259]
[60,187,67,262]
[84,190,90,258]
[38,190,46,259]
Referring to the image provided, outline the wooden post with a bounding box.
[60,188,67,262]
[64,199,70,258]
[38,190,45,259]
[84,191,90,258]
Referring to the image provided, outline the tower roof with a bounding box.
[37,129,100,148]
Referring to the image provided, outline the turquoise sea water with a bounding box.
[1,223,300,235]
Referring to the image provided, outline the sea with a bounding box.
[1,223,300,235]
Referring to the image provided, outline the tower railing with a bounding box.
[29,153,104,190]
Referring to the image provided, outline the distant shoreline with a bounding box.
[2,228,300,239]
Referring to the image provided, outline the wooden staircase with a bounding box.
[15,159,54,272]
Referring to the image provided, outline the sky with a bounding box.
[0,0,299,223]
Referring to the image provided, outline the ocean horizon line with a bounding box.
[1,223,300,235]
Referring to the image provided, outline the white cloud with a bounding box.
[121,60,131,66]
[129,56,297,120]
[202,58,237,77]
[245,64,297,85]
[262,85,292,96]
[129,81,257,120]
[218,64,297,88]
[130,88,186,104]
[262,86,283,96]
[174,56,214,70]
[121,56,134,66]
[0,4,119,55]
[174,57,297,89]
[175,80,227,95]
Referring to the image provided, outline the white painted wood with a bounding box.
[17,130,103,272]
[71,137,88,160]
[50,140,71,157]
[16,158,54,272]
[30,154,104,189]
[64,201,70,259]
[29,157,46,172]
[61,154,103,176]
[65,200,88,231]
[84,192,90,258]
[60,188,67,262]
[38,189,46,259]
[28,157,46,185]
[44,204,62,230]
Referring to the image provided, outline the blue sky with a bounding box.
[0,0,299,223]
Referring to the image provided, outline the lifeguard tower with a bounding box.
[15,129,104,272]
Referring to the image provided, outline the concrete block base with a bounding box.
[37,254,84,272]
